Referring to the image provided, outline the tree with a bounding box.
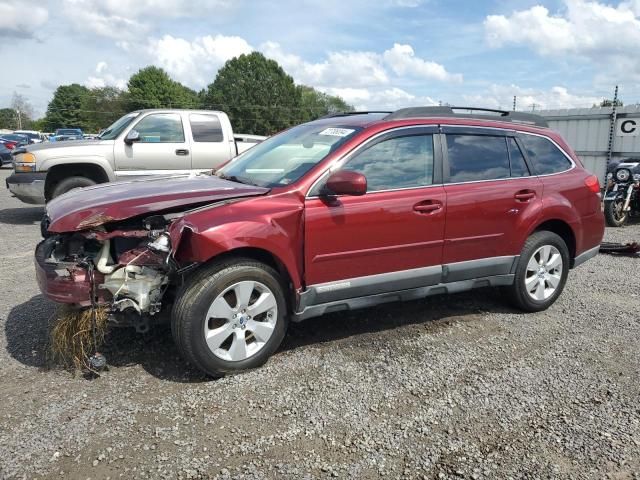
[296,85,353,123]
[43,84,90,131]
[598,98,623,107]
[10,92,35,129]
[81,87,130,132]
[127,66,198,110]
[0,108,19,130]
[202,52,302,135]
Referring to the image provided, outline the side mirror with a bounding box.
[325,170,367,196]
[124,129,140,145]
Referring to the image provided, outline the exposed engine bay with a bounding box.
[36,214,181,333]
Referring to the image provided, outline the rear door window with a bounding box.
[519,134,572,175]
[190,114,224,142]
[446,135,510,182]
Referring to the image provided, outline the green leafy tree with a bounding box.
[43,84,90,131]
[127,66,198,110]
[81,87,130,133]
[202,52,302,135]
[296,85,353,123]
[0,108,19,130]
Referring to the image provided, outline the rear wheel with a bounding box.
[604,199,628,227]
[172,258,288,377]
[507,231,569,312]
[50,176,96,200]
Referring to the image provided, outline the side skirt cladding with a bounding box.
[294,256,518,321]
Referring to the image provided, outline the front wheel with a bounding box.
[604,199,628,227]
[172,258,288,377]
[50,176,96,200]
[506,231,570,312]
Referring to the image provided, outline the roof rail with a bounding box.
[320,110,393,119]
[384,106,549,128]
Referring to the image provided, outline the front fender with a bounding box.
[40,156,116,181]
[168,193,305,289]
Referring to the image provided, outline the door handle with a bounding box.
[413,201,442,213]
[514,190,536,202]
[175,149,189,156]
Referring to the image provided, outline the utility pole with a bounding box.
[16,109,22,130]
[606,84,619,171]
[513,96,517,111]
[530,103,538,112]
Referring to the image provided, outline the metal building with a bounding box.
[540,105,640,181]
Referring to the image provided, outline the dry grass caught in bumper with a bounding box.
[48,305,108,372]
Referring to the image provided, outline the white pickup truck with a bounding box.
[6,109,265,204]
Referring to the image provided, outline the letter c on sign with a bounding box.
[621,119,636,134]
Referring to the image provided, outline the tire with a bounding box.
[604,199,628,227]
[506,231,570,312]
[172,258,288,377]
[50,176,96,200]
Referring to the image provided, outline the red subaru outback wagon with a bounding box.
[36,107,604,377]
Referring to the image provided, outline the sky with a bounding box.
[1,0,640,118]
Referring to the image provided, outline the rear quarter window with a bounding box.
[190,114,223,142]
[519,134,572,175]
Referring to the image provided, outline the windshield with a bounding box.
[56,129,81,135]
[98,112,140,140]
[15,132,38,140]
[2,134,27,142]
[217,124,362,187]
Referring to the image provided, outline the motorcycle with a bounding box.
[604,159,640,227]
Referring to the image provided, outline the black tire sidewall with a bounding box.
[513,231,570,312]
[51,176,96,199]
[604,199,627,227]
[178,263,287,376]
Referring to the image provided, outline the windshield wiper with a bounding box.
[216,173,257,186]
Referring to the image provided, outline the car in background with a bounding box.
[14,130,45,143]
[0,133,30,147]
[7,109,266,203]
[0,142,12,166]
[49,128,84,142]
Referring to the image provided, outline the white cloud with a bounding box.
[383,44,463,82]
[62,0,231,39]
[262,41,460,88]
[85,62,127,90]
[485,0,640,58]
[261,42,389,87]
[0,1,48,38]
[322,86,437,110]
[462,84,601,111]
[146,34,253,87]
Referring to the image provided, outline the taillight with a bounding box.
[584,175,600,194]
[5,142,17,150]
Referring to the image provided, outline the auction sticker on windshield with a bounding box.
[318,128,355,137]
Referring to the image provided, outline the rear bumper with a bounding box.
[35,238,107,306]
[6,172,46,204]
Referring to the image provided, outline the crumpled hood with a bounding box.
[46,175,269,232]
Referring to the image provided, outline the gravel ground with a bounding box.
[0,166,639,480]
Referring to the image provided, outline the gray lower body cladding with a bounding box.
[294,256,519,322]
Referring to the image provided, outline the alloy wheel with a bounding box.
[203,280,278,362]
[524,245,563,301]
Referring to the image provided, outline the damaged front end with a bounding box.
[36,214,178,333]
